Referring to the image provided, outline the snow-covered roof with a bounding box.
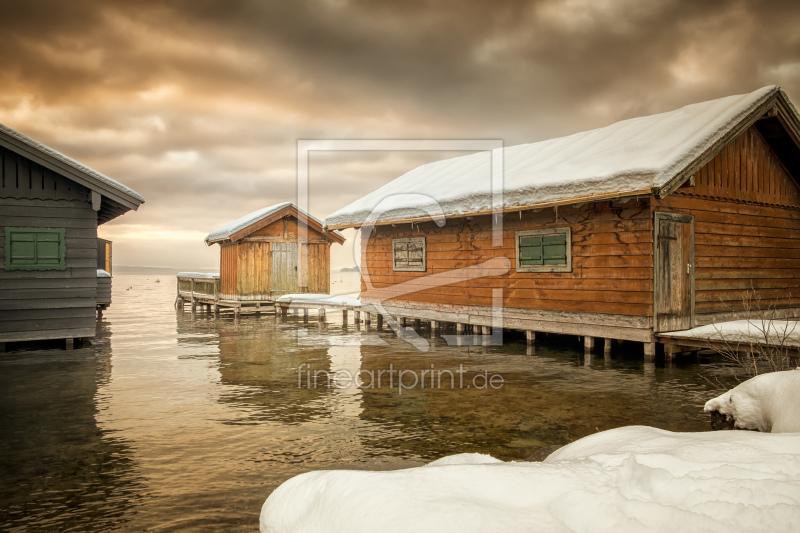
[325,86,785,229]
[205,202,345,244]
[0,122,145,209]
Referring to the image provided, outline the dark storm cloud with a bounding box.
[1,0,800,267]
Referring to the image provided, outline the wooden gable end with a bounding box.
[245,216,332,243]
[1,144,89,203]
[679,125,800,207]
[227,205,344,245]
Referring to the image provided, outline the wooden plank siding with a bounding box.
[0,196,98,342]
[362,200,654,316]
[219,243,238,299]
[656,124,800,322]
[217,216,335,300]
[683,125,800,206]
[360,123,800,334]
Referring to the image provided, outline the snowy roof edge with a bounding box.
[0,122,145,207]
[324,86,785,229]
[205,202,346,244]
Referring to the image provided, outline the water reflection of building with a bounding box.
[176,313,347,424]
[0,323,147,530]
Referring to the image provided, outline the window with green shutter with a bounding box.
[4,227,66,271]
[516,228,571,272]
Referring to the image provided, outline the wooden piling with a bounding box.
[65,338,74,350]
[377,313,383,330]
[526,331,535,347]
[643,342,656,362]
[583,336,592,351]
[664,343,679,362]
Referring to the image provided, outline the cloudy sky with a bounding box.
[3,0,800,269]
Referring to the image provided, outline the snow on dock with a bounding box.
[276,293,361,309]
[275,293,361,322]
[659,319,800,354]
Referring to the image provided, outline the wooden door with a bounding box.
[654,213,694,332]
[271,242,299,296]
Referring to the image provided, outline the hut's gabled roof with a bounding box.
[325,86,800,229]
[0,122,144,224]
[205,202,346,245]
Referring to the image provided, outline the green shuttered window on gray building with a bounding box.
[4,227,66,271]
[516,228,571,273]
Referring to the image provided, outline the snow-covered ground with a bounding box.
[261,426,800,532]
[704,370,800,432]
[261,371,800,532]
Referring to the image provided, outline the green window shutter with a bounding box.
[516,229,571,272]
[9,233,36,266]
[542,234,567,265]
[5,227,66,271]
[519,236,543,266]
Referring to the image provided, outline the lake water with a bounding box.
[0,273,737,531]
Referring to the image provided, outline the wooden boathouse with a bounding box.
[324,86,800,361]
[0,122,144,349]
[177,203,345,315]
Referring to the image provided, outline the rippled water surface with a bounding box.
[1,273,736,531]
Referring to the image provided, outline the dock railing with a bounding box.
[176,272,221,305]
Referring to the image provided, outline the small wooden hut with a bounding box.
[324,86,800,360]
[0,122,144,348]
[181,203,344,313]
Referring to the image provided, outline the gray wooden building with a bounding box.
[0,122,144,348]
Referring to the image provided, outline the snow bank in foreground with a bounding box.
[260,426,800,533]
[704,370,800,432]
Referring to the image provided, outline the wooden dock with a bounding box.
[176,272,278,316]
[658,320,800,358]
[176,272,800,362]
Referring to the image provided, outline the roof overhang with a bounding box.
[325,189,653,230]
[655,89,800,199]
[208,204,346,245]
[0,123,144,224]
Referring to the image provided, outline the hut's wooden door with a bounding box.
[654,213,694,332]
[271,242,299,295]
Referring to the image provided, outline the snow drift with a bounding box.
[260,426,800,532]
[704,369,800,433]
